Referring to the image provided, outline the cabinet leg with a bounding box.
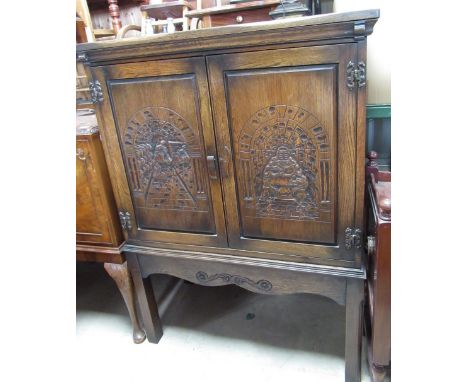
[368,361,388,382]
[104,261,146,344]
[126,253,163,343]
[345,278,364,382]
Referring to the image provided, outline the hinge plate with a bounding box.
[89,80,104,104]
[346,61,366,89]
[345,227,362,249]
[119,211,132,231]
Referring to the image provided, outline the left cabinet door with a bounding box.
[91,57,227,247]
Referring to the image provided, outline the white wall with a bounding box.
[333,0,391,104]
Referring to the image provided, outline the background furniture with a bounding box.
[76,109,146,344]
[186,0,280,28]
[366,105,391,171]
[78,10,379,380]
[365,151,391,382]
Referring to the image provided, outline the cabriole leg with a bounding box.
[104,261,146,344]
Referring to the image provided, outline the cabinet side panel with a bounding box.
[76,137,113,244]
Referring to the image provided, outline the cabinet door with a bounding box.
[76,134,121,246]
[207,44,358,261]
[92,58,227,247]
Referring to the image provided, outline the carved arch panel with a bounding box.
[124,106,208,213]
[238,104,332,222]
[107,71,219,236]
[219,64,339,245]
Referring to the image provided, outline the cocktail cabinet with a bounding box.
[78,10,379,381]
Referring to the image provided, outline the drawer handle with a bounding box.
[236,15,244,23]
[206,155,219,180]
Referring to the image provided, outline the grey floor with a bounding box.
[77,262,389,382]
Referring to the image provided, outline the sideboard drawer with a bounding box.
[207,8,273,27]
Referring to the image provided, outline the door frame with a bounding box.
[206,43,358,261]
[91,57,228,247]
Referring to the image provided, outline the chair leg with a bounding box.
[104,261,146,344]
[345,278,364,382]
[126,253,163,343]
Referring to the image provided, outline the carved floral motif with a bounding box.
[196,271,273,292]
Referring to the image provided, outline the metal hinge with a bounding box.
[345,227,362,249]
[89,80,104,104]
[119,211,132,231]
[346,61,366,89]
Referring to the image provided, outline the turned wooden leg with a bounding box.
[126,253,163,343]
[345,278,364,382]
[104,261,146,344]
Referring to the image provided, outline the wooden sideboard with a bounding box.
[365,151,391,382]
[76,109,145,343]
[77,10,379,381]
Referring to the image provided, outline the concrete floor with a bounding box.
[77,262,389,382]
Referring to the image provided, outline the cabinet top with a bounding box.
[77,9,379,65]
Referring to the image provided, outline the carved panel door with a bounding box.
[207,44,358,261]
[91,58,227,247]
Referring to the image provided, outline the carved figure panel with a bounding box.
[238,105,332,221]
[123,107,208,213]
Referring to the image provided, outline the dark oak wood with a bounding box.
[77,10,379,64]
[345,278,364,382]
[127,253,164,343]
[365,152,391,381]
[78,10,379,379]
[207,44,357,261]
[93,58,228,248]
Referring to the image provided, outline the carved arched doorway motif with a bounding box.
[123,107,208,212]
[237,105,332,221]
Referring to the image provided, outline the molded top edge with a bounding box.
[77,9,379,53]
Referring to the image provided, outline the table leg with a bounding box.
[345,278,364,382]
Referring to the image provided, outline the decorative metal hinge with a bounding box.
[346,61,366,89]
[119,211,132,231]
[89,80,104,104]
[345,227,362,249]
[76,52,89,63]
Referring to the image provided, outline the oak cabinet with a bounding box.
[78,10,379,381]
[90,42,362,266]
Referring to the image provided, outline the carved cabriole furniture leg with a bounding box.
[345,278,364,382]
[104,261,146,344]
[126,253,163,343]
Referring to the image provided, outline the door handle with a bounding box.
[206,155,219,180]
